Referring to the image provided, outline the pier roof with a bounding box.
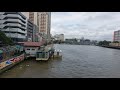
[18,41,45,47]
[24,42,43,47]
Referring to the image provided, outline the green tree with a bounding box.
[0,30,14,45]
[98,40,111,46]
[113,41,119,43]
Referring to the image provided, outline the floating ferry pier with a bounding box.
[36,44,55,61]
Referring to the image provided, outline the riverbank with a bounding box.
[100,45,120,49]
[0,53,25,74]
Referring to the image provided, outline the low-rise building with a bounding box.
[22,41,45,57]
[113,30,120,42]
[109,43,120,47]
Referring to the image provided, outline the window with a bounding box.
[27,49,30,50]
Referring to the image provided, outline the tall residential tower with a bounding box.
[38,12,51,42]
[113,30,120,42]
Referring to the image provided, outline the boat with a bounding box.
[53,44,62,58]
[53,49,62,58]
[36,45,55,61]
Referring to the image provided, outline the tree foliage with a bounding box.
[0,31,14,45]
[98,40,111,46]
[113,41,119,43]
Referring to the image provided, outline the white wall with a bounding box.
[25,47,39,56]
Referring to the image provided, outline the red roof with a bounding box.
[23,41,45,47]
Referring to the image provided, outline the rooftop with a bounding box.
[18,41,45,47]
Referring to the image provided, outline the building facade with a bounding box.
[38,12,51,42]
[113,30,120,42]
[0,12,27,42]
[21,12,29,19]
[29,12,42,42]
[33,24,39,42]
[29,12,39,27]
[23,42,42,57]
[21,12,51,42]
[22,12,40,42]
[27,19,33,41]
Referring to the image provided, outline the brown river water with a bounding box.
[1,44,120,78]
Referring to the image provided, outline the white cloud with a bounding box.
[51,12,120,41]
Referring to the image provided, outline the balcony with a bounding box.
[6,23,26,29]
[0,23,26,30]
[5,33,26,39]
[2,28,26,34]
[5,19,26,27]
[5,14,26,23]
[0,15,5,20]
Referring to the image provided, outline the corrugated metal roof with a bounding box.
[23,41,45,47]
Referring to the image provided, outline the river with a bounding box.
[1,44,120,78]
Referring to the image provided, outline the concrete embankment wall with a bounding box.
[0,54,25,74]
[100,46,120,49]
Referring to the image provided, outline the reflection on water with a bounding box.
[1,44,120,78]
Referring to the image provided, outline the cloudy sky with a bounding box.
[51,12,120,41]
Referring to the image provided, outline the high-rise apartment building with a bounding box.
[38,12,51,41]
[29,12,39,26]
[0,12,27,42]
[22,12,40,42]
[113,30,120,42]
[27,19,33,41]
[29,12,40,42]
[21,12,29,19]
[21,12,51,42]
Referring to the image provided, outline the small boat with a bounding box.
[53,49,62,58]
